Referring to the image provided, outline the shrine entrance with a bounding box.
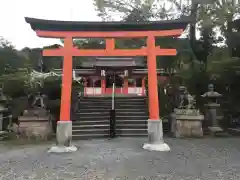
[106,74,123,88]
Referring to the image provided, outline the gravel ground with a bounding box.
[0,137,240,180]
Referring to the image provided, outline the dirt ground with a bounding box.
[0,137,240,180]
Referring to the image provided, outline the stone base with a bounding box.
[48,121,76,153]
[56,121,72,146]
[143,119,170,152]
[208,126,223,133]
[171,109,204,138]
[48,145,77,153]
[208,126,224,136]
[19,117,52,140]
[174,118,203,138]
[143,143,170,151]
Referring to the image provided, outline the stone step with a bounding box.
[73,120,109,125]
[115,104,147,107]
[72,124,109,130]
[116,124,147,129]
[72,132,147,139]
[77,109,109,113]
[76,111,110,116]
[116,111,148,115]
[115,134,147,137]
[72,124,147,130]
[72,134,110,140]
[116,120,147,124]
[116,116,148,120]
[73,129,109,135]
[77,108,147,113]
[79,103,146,108]
[79,102,146,106]
[74,116,109,121]
[116,129,147,134]
[79,97,146,101]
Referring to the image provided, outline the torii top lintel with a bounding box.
[25,17,190,57]
[25,17,190,38]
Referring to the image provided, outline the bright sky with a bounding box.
[0,0,100,50]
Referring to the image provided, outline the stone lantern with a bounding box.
[201,84,223,133]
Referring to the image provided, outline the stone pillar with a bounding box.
[48,37,77,153]
[143,36,170,152]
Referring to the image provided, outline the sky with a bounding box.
[0,0,101,50]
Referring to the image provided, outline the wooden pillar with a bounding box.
[123,70,128,94]
[60,37,73,121]
[84,78,88,96]
[123,78,128,94]
[142,77,146,96]
[101,77,106,95]
[147,36,159,120]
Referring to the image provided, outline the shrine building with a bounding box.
[54,57,175,97]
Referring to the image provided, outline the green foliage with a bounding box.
[0,69,34,120]
[0,70,33,98]
[42,76,62,100]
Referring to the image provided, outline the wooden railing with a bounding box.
[84,87,146,96]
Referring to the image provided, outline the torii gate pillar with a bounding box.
[143,35,170,151]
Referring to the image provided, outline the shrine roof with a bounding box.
[81,57,145,68]
[25,17,191,32]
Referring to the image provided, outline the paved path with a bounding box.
[0,138,240,180]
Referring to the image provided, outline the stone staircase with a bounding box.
[115,97,148,137]
[72,96,148,139]
[72,97,111,140]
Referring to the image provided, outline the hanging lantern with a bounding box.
[124,70,128,77]
[101,70,105,76]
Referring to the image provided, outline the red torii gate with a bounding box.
[26,18,189,152]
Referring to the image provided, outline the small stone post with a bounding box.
[202,84,223,134]
[0,88,7,131]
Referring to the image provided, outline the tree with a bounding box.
[174,0,240,54]
[0,37,28,75]
[93,0,191,69]
[93,0,155,21]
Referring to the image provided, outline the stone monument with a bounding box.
[202,84,223,134]
[18,92,52,140]
[171,86,204,137]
